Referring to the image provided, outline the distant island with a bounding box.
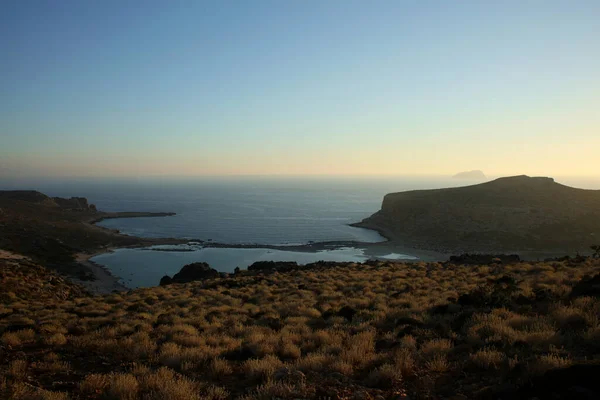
[353,175,600,255]
[453,170,486,179]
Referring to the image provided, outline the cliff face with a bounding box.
[355,176,600,253]
[0,191,96,211]
[52,196,96,211]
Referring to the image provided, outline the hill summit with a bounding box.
[354,175,600,254]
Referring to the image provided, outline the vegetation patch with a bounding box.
[2,254,600,398]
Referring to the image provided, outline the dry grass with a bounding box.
[106,373,140,400]
[43,333,67,346]
[425,355,450,373]
[1,329,36,347]
[527,354,573,377]
[8,360,28,379]
[243,355,283,381]
[1,256,600,399]
[470,348,505,369]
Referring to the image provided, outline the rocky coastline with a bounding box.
[88,211,177,225]
[6,183,593,296]
[354,175,600,256]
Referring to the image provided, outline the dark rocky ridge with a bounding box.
[353,175,600,254]
[52,196,96,211]
[0,190,180,279]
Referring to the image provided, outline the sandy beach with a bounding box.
[72,250,129,294]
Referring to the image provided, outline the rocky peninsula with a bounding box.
[0,190,184,293]
[353,175,600,256]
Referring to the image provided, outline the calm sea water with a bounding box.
[9,176,474,244]
[92,245,417,288]
[4,175,598,287]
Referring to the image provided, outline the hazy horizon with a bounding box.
[2,1,599,178]
[2,173,600,192]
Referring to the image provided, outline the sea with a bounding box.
[3,175,599,288]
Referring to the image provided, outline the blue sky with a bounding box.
[1,1,599,177]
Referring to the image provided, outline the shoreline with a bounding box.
[351,218,595,261]
[75,212,586,294]
[79,211,454,294]
[82,209,587,294]
[72,250,129,294]
[71,211,187,294]
[81,232,445,296]
[88,211,177,225]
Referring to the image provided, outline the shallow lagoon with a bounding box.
[92,245,417,288]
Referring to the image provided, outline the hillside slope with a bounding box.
[0,190,179,278]
[354,176,600,253]
[2,250,600,399]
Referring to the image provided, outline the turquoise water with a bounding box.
[3,176,475,287]
[91,245,417,288]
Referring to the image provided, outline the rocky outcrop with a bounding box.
[52,196,96,211]
[159,275,173,286]
[247,261,299,271]
[160,262,220,285]
[0,191,98,211]
[354,175,600,253]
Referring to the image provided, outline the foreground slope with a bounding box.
[2,250,600,399]
[354,176,600,254]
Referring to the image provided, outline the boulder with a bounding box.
[172,262,219,283]
[159,275,173,286]
[158,262,220,285]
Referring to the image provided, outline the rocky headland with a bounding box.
[353,175,600,255]
[0,190,182,292]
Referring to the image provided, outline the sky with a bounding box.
[1,0,599,178]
